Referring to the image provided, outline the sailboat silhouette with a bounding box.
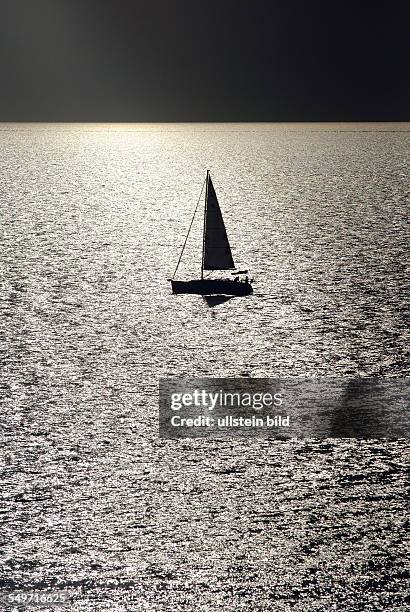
[170,171,253,296]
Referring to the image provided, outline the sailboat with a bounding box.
[170,171,253,296]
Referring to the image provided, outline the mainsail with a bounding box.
[203,175,235,270]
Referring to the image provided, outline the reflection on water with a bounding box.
[202,295,235,307]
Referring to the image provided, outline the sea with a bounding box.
[0,123,409,611]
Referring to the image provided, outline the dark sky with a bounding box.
[0,0,408,121]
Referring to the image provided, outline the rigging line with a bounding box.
[172,175,207,279]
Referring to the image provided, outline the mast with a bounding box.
[201,170,209,280]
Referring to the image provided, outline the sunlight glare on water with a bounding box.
[1,123,409,610]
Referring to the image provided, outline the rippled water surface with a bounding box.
[1,123,409,610]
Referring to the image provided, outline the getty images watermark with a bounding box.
[159,378,410,439]
[160,378,291,439]
[169,388,289,428]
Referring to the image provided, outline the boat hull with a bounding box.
[171,279,253,296]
